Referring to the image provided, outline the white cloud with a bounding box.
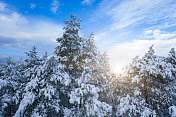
[90,0,176,73]
[82,0,95,6]
[144,30,153,35]
[94,29,132,51]
[0,2,63,53]
[94,32,107,41]
[144,30,176,40]
[96,0,176,30]
[50,0,59,14]
[30,3,36,9]
[108,30,176,73]
[0,12,62,42]
[0,2,6,11]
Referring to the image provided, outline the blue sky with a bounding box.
[1,0,176,73]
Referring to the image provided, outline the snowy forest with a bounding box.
[0,14,176,117]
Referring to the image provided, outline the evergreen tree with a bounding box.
[1,14,176,117]
[42,51,48,61]
[168,48,176,65]
[14,56,72,117]
[79,33,113,104]
[167,48,176,79]
[0,57,24,117]
[116,45,175,116]
[167,48,176,116]
[25,45,41,68]
[54,14,83,76]
[14,14,112,117]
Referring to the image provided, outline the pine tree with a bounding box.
[54,14,83,76]
[167,48,176,116]
[0,57,24,117]
[25,45,41,68]
[167,48,176,79]
[14,14,112,117]
[57,15,112,117]
[114,55,154,116]
[14,56,72,117]
[117,45,175,116]
[42,51,48,61]
[79,33,113,104]
[168,48,176,64]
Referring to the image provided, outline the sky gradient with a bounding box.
[0,0,176,73]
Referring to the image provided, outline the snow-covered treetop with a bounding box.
[25,45,38,59]
[6,56,13,65]
[169,48,176,56]
[63,13,82,34]
[168,48,176,64]
[144,45,155,59]
[25,45,41,68]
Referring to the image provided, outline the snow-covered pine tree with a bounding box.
[167,48,176,79]
[0,57,24,117]
[66,32,112,116]
[96,52,113,102]
[42,51,48,62]
[25,45,41,68]
[55,14,112,117]
[167,48,176,116]
[54,14,83,77]
[23,45,42,83]
[79,33,113,105]
[14,55,72,117]
[0,57,15,117]
[117,45,175,116]
[14,14,112,117]
[138,45,174,116]
[168,48,176,64]
[114,55,153,117]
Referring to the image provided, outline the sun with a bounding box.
[111,65,123,74]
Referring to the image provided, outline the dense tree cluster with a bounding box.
[0,14,176,117]
[109,45,176,116]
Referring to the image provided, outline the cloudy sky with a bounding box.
[0,0,176,73]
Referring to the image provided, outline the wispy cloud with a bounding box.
[30,3,36,9]
[81,0,95,6]
[94,32,107,41]
[108,30,176,73]
[0,2,6,12]
[92,0,176,50]
[50,0,59,14]
[90,0,176,73]
[144,30,176,40]
[95,0,176,30]
[0,12,62,42]
[0,2,63,54]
